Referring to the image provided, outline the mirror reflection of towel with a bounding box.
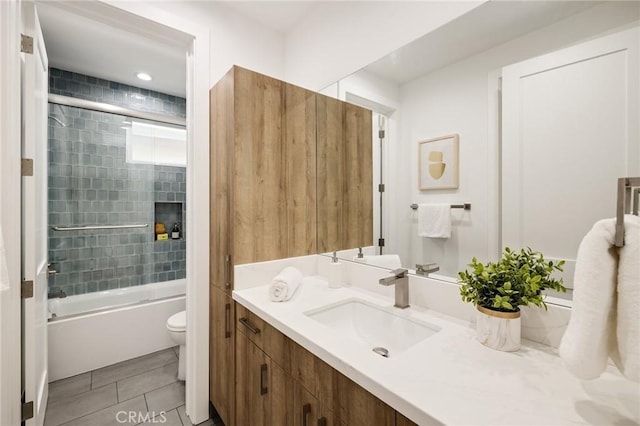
[418,204,451,238]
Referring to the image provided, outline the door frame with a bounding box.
[0,1,212,424]
[0,1,24,425]
[97,2,212,423]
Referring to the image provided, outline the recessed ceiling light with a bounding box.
[136,72,152,81]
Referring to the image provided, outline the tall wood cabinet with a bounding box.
[209,66,372,425]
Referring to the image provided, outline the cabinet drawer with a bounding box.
[236,302,291,373]
[293,381,336,426]
[290,340,337,411]
[337,374,394,426]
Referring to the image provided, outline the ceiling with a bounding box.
[364,1,602,84]
[36,1,607,99]
[37,2,187,97]
[37,1,318,98]
[220,1,320,33]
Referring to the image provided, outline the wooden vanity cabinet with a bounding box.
[233,303,423,426]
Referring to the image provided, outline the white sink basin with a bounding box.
[304,298,440,357]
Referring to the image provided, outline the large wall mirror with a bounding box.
[320,1,640,306]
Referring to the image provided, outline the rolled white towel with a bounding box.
[269,266,303,302]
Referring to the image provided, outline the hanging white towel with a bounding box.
[269,266,303,302]
[418,204,451,238]
[559,215,640,382]
[352,254,402,269]
[611,215,640,382]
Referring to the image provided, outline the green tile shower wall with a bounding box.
[48,68,186,297]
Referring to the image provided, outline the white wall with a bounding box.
[398,2,640,277]
[336,1,640,277]
[149,1,285,86]
[284,1,486,91]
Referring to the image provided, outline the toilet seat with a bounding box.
[167,310,186,332]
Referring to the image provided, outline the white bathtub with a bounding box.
[48,279,186,381]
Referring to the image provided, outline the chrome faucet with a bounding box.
[416,263,439,276]
[378,268,409,309]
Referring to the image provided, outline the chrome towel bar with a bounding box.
[615,177,640,247]
[410,203,471,210]
[51,224,148,231]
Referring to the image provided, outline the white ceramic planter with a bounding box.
[476,306,521,351]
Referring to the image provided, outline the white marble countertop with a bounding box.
[233,277,639,425]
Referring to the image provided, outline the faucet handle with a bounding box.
[416,263,439,275]
[390,268,408,278]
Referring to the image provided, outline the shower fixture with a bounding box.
[48,115,67,127]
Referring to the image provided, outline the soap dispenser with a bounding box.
[326,252,343,289]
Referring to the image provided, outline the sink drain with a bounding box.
[372,347,389,358]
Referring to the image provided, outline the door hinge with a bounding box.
[378,130,385,139]
[20,34,33,54]
[21,159,34,177]
[21,280,33,299]
[21,401,34,421]
[378,184,385,193]
[378,238,385,247]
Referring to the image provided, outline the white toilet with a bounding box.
[166,310,186,381]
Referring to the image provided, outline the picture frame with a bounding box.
[418,134,459,190]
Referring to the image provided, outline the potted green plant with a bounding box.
[458,247,566,351]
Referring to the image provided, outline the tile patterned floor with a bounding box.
[45,347,221,426]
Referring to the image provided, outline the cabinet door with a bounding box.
[337,374,394,426]
[233,67,287,264]
[293,382,336,426]
[236,328,292,426]
[284,82,317,257]
[210,69,233,292]
[317,94,373,252]
[236,329,267,426]
[209,288,234,425]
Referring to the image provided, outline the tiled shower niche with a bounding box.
[48,68,186,297]
[155,202,184,241]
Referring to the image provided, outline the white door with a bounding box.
[21,2,49,425]
[502,27,639,295]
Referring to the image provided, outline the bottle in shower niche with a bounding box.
[171,223,180,240]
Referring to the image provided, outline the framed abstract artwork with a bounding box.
[418,134,459,190]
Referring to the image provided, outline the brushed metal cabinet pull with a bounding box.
[224,254,231,289]
[302,403,311,426]
[224,303,231,338]
[239,317,260,334]
[260,363,268,395]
